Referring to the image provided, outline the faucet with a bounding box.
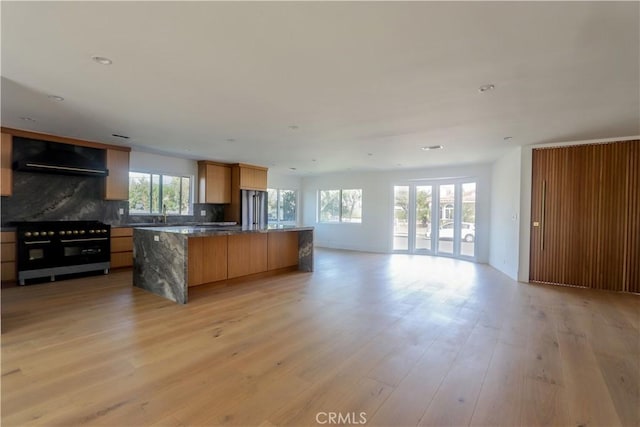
[162,204,167,224]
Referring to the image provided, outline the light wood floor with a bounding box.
[2,249,638,426]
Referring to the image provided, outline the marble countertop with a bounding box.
[133,224,313,237]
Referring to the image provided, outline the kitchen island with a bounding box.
[133,225,313,303]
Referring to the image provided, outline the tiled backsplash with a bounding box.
[1,170,224,226]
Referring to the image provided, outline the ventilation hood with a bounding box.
[12,138,109,177]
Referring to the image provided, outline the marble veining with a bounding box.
[1,171,223,227]
[133,226,314,303]
[133,229,188,304]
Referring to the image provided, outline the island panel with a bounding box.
[228,233,268,279]
[268,231,299,270]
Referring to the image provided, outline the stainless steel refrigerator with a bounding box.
[241,190,268,228]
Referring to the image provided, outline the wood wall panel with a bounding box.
[624,142,640,293]
[530,140,640,293]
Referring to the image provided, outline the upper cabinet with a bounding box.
[104,148,130,200]
[198,161,231,204]
[237,164,268,191]
[1,133,13,196]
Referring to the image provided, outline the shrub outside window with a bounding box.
[129,171,192,215]
[319,189,362,223]
[268,188,298,224]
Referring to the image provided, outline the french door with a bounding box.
[393,181,476,259]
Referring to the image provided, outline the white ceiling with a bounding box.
[2,1,639,175]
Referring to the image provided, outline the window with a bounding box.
[267,188,298,224]
[129,172,191,215]
[318,189,362,223]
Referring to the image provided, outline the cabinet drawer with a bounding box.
[111,236,133,253]
[111,252,133,269]
[111,227,133,238]
[1,262,16,282]
[1,242,16,262]
[1,231,16,243]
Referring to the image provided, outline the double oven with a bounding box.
[16,221,111,285]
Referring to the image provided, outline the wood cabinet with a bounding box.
[1,133,13,196]
[104,149,130,200]
[238,164,268,191]
[187,235,228,286]
[197,161,231,204]
[110,227,133,269]
[530,140,640,293]
[227,233,268,279]
[268,231,299,270]
[1,231,16,282]
[225,163,269,223]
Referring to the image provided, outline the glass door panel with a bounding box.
[393,186,409,251]
[414,185,433,251]
[438,184,455,255]
[460,183,476,257]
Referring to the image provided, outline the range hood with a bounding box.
[13,138,109,177]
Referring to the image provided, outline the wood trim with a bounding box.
[235,163,268,171]
[1,127,131,152]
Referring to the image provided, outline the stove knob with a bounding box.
[73,230,79,235]
[60,231,66,235]
[33,232,40,237]
[89,230,95,234]
[67,231,73,235]
[101,229,107,233]
[80,230,86,234]
[25,232,32,237]
[48,231,55,236]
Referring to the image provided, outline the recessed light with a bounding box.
[20,117,36,122]
[48,95,64,102]
[112,133,130,139]
[504,136,513,141]
[421,145,444,151]
[92,56,113,65]
[289,167,297,171]
[226,138,236,142]
[288,125,299,130]
[478,84,495,93]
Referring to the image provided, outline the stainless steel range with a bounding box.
[16,221,111,285]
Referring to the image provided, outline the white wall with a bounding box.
[489,147,522,280]
[129,151,198,178]
[301,163,492,262]
[267,171,302,191]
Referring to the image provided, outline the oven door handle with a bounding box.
[24,240,51,245]
[60,237,109,243]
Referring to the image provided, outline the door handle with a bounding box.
[540,180,546,251]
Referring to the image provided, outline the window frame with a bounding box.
[317,188,363,224]
[267,188,298,225]
[128,171,193,216]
